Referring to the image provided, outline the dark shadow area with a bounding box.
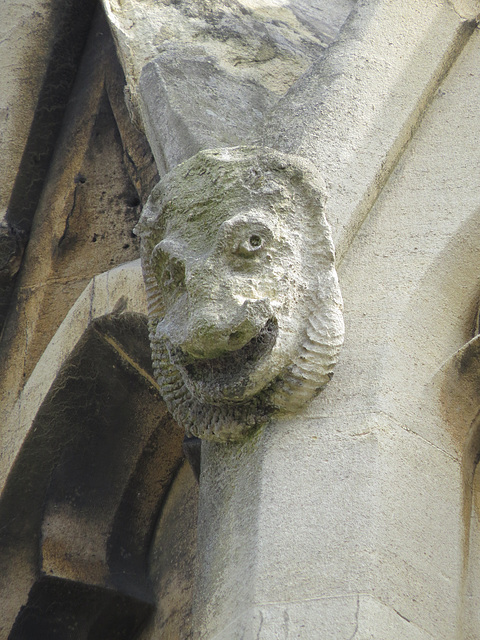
[0,312,186,638]
[6,0,98,235]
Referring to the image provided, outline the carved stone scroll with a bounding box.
[136,146,344,441]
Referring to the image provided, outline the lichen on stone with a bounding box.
[136,146,344,441]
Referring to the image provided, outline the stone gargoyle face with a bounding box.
[136,147,344,441]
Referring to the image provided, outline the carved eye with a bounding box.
[249,234,262,248]
[236,233,265,257]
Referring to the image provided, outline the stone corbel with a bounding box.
[135,146,344,441]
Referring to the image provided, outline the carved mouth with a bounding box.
[171,318,278,403]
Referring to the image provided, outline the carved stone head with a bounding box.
[136,147,344,441]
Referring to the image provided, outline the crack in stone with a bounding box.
[282,609,290,639]
[256,610,264,640]
[58,184,79,247]
[393,607,411,623]
[93,326,160,391]
[347,595,360,640]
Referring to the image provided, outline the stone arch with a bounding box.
[390,211,480,640]
[0,262,197,639]
[407,209,480,464]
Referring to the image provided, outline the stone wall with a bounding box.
[1,1,480,638]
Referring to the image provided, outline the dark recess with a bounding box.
[0,0,98,333]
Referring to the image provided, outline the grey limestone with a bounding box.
[136,146,344,441]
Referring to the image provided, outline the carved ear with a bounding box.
[136,191,167,331]
[272,265,344,413]
[143,268,165,335]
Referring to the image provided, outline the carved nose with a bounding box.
[181,298,273,360]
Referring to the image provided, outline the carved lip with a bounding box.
[171,318,278,402]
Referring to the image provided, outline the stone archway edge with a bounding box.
[0,259,146,495]
[261,0,480,262]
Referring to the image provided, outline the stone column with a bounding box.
[106,0,480,638]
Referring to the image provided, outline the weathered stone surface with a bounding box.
[0,16,157,418]
[0,0,96,224]
[102,0,354,97]
[136,146,344,441]
[0,259,201,639]
[212,595,434,639]
[3,0,480,638]
[0,222,26,329]
[0,0,98,334]
[139,51,275,174]
[262,0,479,262]
[102,0,354,172]
[465,456,480,640]
[0,308,185,637]
[0,261,147,497]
